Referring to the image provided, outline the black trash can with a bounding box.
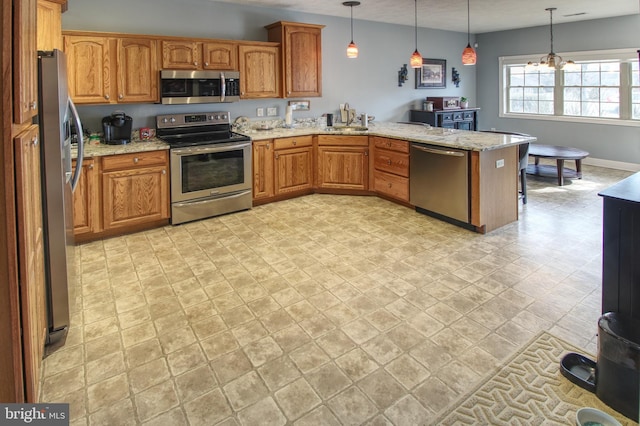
[596,312,640,422]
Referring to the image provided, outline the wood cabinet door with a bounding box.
[36,0,62,51]
[317,146,369,190]
[252,140,274,200]
[202,42,237,70]
[14,125,46,402]
[274,146,312,194]
[238,45,280,99]
[64,35,111,104]
[283,24,322,97]
[102,164,169,230]
[116,38,158,103]
[162,40,200,69]
[72,158,99,236]
[14,0,38,124]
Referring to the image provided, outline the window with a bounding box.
[500,49,640,125]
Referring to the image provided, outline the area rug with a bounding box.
[432,331,634,425]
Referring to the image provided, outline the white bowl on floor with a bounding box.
[576,407,622,426]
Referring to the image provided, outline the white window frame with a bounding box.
[499,48,640,128]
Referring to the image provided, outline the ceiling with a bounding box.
[212,0,639,33]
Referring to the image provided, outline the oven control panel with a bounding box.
[156,112,230,129]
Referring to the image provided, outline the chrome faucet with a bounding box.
[343,103,355,126]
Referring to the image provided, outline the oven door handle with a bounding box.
[172,141,250,155]
[172,189,251,207]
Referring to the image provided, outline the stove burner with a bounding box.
[155,111,250,148]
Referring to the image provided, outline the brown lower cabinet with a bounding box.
[371,136,409,202]
[273,136,313,195]
[72,150,170,241]
[316,135,369,191]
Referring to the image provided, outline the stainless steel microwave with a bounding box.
[160,70,240,104]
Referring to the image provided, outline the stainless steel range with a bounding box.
[156,111,252,225]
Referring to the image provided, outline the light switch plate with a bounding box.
[267,107,277,116]
[496,159,505,168]
[256,108,264,117]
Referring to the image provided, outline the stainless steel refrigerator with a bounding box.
[37,49,84,344]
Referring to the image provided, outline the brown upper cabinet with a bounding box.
[161,40,238,70]
[37,0,66,51]
[63,32,159,104]
[238,43,281,99]
[265,21,324,98]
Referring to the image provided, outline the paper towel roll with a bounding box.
[285,105,293,127]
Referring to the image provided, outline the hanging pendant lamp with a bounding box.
[527,8,575,70]
[410,0,422,68]
[461,0,476,65]
[343,1,360,58]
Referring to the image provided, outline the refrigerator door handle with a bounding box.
[68,97,84,192]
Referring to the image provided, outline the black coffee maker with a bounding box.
[102,112,132,145]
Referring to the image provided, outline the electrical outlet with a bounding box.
[256,108,264,117]
[267,107,277,116]
[496,159,505,168]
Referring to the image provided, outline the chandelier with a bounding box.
[527,8,575,70]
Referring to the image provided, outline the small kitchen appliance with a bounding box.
[102,112,132,145]
[156,111,252,225]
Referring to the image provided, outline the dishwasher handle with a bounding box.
[412,145,465,157]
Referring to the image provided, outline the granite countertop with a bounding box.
[242,122,536,151]
[72,138,169,159]
[72,123,536,159]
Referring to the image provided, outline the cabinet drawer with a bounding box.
[372,136,409,153]
[102,150,168,172]
[374,170,409,201]
[273,135,312,150]
[374,150,409,177]
[452,111,464,121]
[463,111,475,120]
[318,135,368,146]
[440,112,454,122]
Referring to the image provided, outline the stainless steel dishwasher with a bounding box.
[410,144,469,223]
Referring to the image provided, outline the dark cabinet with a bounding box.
[410,108,479,131]
[599,172,640,320]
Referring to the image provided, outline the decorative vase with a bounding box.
[460,101,469,109]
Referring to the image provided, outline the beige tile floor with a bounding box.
[41,163,633,425]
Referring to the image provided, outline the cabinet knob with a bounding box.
[387,159,391,165]
[31,136,38,146]
[292,140,297,146]
[204,62,209,66]
[162,169,166,175]
[365,151,368,156]
[388,182,392,188]
[118,94,124,100]
[88,164,94,170]
[275,153,279,160]
[287,91,291,95]
[386,142,391,147]
[105,94,110,100]
[30,101,37,110]
[266,143,270,149]
[194,61,198,66]
[133,157,139,164]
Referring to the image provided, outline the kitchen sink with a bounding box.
[325,126,369,132]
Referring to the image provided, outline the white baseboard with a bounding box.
[582,157,640,172]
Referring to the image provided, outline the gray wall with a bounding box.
[62,0,475,133]
[476,14,640,165]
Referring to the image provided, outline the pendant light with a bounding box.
[461,0,476,65]
[527,8,575,70]
[410,0,422,68]
[343,1,360,59]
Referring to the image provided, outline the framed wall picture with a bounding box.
[416,59,447,89]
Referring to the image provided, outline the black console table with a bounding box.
[410,108,479,130]
[599,172,640,319]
